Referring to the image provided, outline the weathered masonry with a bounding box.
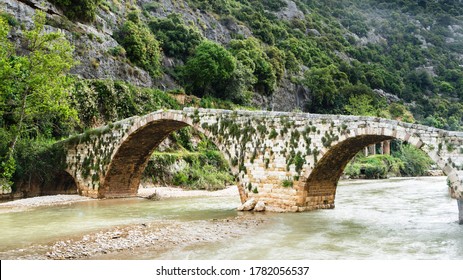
[62,108,463,221]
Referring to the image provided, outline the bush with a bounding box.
[393,143,433,176]
[145,151,234,191]
[173,171,189,186]
[72,79,180,128]
[282,178,293,188]
[149,14,203,61]
[11,138,67,190]
[50,0,101,22]
[143,108,234,186]
[181,41,237,98]
[115,15,162,78]
[345,154,403,179]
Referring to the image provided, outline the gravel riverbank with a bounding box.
[0,195,92,213]
[0,213,265,260]
[0,185,240,213]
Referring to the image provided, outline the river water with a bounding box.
[0,177,462,259]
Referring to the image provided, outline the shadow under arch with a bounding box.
[98,119,239,199]
[43,170,78,196]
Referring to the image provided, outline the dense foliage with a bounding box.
[3,0,463,192]
[115,12,162,78]
[149,14,203,61]
[345,142,433,179]
[181,41,237,98]
[72,79,180,127]
[0,12,77,189]
[42,0,463,129]
[50,0,100,22]
[178,0,463,129]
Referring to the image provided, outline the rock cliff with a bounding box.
[0,0,310,111]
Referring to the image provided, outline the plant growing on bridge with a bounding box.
[269,128,278,139]
[282,178,293,188]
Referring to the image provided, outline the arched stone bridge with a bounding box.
[62,108,463,222]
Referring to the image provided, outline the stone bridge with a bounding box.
[61,108,463,222]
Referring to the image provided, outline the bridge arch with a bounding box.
[298,125,460,210]
[98,111,243,200]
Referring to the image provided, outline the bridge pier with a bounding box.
[459,200,463,225]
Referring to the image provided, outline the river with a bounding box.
[0,177,462,259]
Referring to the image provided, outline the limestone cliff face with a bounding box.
[1,0,308,111]
[2,0,155,87]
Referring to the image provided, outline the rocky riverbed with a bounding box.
[0,185,268,260]
[0,214,265,260]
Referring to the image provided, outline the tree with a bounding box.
[149,14,203,61]
[344,95,377,116]
[303,65,349,113]
[388,103,415,123]
[228,38,277,96]
[116,12,162,78]
[182,41,236,97]
[0,11,78,188]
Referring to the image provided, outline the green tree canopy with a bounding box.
[303,64,349,113]
[228,38,277,96]
[181,40,237,98]
[149,13,203,61]
[116,12,162,78]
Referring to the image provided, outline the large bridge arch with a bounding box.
[98,112,245,200]
[100,119,190,198]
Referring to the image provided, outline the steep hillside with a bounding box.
[2,0,463,128]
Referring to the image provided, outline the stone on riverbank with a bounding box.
[254,201,266,212]
[237,198,257,211]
